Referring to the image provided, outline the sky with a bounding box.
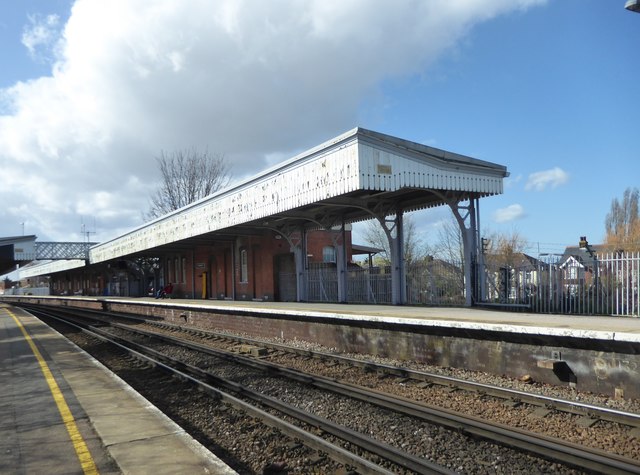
[0,0,638,259]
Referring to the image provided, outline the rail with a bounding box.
[32,307,453,475]
[30,305,640,475]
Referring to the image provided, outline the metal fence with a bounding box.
[303,259,466,306]
[484,252,640,316]
[289,251,640,316]
[347,267,392,304]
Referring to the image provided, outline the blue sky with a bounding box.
[370,2,640,254]
[0,0,638,257]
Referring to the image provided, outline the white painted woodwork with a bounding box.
[91,128,506,263]
[19,259,86,278]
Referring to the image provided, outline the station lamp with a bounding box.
[626,0,640,12]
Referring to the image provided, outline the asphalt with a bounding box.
[0,303,237,475]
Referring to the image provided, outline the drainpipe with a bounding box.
[231,241,236,300]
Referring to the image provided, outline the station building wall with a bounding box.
[49,229,355,301]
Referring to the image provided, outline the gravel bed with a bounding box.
[204,325,640,415]
[44,318,345,475]
[137,323,640,460]
[43,310,640,474]
[108,325,589,474]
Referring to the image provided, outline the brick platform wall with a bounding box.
[4,296,639,399]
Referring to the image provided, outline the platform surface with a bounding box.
[0,303,236,475]
[4,294,640,343]
[122,297,640,343]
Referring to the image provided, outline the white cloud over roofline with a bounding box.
[0,0,547,241]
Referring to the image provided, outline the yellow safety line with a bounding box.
[6,309,99,475]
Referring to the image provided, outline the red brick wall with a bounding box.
[47,229,353,301]
[306,229,353,265]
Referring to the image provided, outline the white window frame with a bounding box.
[322,245,336,263]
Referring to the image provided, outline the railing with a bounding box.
[307,267,338,302]
[303,260,466,306]
[482,252,640,316]
[406,261,465,306]
[289,252,639,316]
[347,267,392,304]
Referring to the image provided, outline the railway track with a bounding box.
[21,304,640,475]
[31,307,455,474]
[23,303,640,433]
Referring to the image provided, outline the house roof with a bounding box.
[351,243,384,255]
[484,252,542,270]
[559,245,604,269]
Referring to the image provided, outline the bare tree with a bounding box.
[362,220,390,264]
[431,213,529,267]
[481,229,529,266]
[433,215,464,263]
[146,148,231,220]
[605,187,640,251]
[362,214,429,266]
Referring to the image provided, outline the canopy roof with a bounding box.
[0,235,36,276]
[89,127,508,262]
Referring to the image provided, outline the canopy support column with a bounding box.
[265,225,308,302]
[334,220,348,303]
[293,228,308,302]
[448,196,480,307]
[373,208,406,305]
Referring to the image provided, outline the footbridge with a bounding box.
[0,236,96,275]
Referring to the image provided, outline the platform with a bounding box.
[135,297,640,343]
[4,295,640,342]
[0,303,236,475]
[3,295,640,398]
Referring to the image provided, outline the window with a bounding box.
[240,249,248,283]
[181,257,187,284]
[322,246,336,263]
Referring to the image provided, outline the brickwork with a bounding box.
[305,229,353,265]
[105,300,640,398]
[51,229,351,300]
[6,295,638,399]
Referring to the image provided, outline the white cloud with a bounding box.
[504,173,522,189]
[0,0,546,241]
[525,167,569,191]
[492,204,525,223]
[22,14,61,61]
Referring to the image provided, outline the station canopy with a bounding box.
[91,127,508,263]
[0,236,37,276]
